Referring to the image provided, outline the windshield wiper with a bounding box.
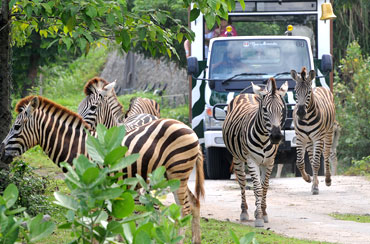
[273,72,291,79]
[222,73,268,84]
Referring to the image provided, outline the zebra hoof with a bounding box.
[304,175,311,183]
[311,185,319,195]
[325,178,332,186]
[255,218,264,227]
[263,215,269,223]
[240,212,249,222]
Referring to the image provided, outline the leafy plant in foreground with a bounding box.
[0,184,55,243]
[53,124,190,243]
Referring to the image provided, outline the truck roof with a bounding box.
[209,35,311,44]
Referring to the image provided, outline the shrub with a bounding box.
[344,155,370,177]
[0,160,54,217]
[53,124,190,243]
[334,41,370,170]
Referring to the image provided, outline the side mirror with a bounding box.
[187,57,199,76]
[213,104,228,121]
[321,54,333,73]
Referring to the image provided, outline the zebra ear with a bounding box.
[277,81,288,97]
[252,82,267,96]
[290,70,298,82]
[26,96,39,116]
[101,82,116,96]
[308,70,316,82]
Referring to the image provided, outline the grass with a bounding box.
[183,218,331,244]
[330,213,370,223]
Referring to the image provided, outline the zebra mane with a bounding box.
[16,95,91,129]
[83,77,109,96]
[270,78,277,95]
[300,67,307,81]
[125,97,138,118]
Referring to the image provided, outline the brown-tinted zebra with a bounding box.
[125,97,161,118]
[291,67,336,195]
[222,78,288,227]
[0,96,204,243]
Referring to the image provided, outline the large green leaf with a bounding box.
[74,155,95,176]
[95,188,123,200]
[190,8,200,22]
[86,134,105,163]
[81,167,100,185]
[107,221,123,235]
[105,126,126,150]
[109,154,139,173]
[3,184,18,209]
[53,192,79,211]
[96,124,107,145]
[28,214,56,242]
[112,192,134,218]
[104,146,127,166]
[2,216,20,244]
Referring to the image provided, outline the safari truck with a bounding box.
[186,0,334,179]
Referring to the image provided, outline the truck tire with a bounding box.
[206,147,232,179]
[295,152,325,177]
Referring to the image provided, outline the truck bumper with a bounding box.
[204,130,297,149]
[204,130,225,148]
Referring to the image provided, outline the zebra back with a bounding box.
[125,97,160,118]
[123,113,158,132]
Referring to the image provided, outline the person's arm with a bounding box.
[184,39,190,58]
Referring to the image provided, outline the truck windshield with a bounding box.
[209,39,311,80]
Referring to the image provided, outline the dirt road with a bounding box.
[166,175,370,244]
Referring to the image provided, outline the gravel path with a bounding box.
[165,175,370,244]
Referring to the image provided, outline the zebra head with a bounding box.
[78,81,120,130]
[291,67,316,120]
[1,96,40,164]
[252,78,288,144]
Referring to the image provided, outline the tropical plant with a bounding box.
[0,183,55,243]
[53,124,190,243]
[334,41,370,170]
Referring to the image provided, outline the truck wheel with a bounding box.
[206,147,231,179]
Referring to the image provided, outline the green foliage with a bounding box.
[344,155,370,177]
[54,124,190,243]
[0,184,55,243]
[230,230,258,244]
[0,160,55,217]
[330,212,370,223]
[334,41,370,169]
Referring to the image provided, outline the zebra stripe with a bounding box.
[291,67,335,195]
[78,77,124,130]
[125,97,160,118]
[222,78,288,227]
[1,96,204,243]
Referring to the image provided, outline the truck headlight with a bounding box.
[204,106,224,129]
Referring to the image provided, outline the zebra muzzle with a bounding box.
[269,126,283,144]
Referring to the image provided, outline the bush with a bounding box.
[334,41,370,170]
[344,155,370,177]
[0,160,54,217]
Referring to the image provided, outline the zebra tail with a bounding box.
[195,145,205,207]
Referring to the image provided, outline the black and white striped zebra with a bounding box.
[125,97,161,118]
[78,77,125,130]
[78,78,158,131]
[0,96,204,243]
[291,67,335,195]
[222,78,288,227]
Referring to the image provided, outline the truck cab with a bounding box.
[187,0,334,179]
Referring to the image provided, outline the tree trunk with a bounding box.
[0,0,12,169]
[22,34,41,97]
[115,51,137,95]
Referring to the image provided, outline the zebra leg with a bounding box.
[188,188,201,244]
[172,181,192,244]
[260,164,274,223]
[324,128,334,186]
[296,141,311,183]
[311,141,324,195]
[247,161,264,227]
[233,159,249,222]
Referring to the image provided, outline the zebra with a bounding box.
[77,77,158,131]
[0,95,204,243]
[78,77,125,130]
[291,67,335,195]
[125,97,161,119]
[222,78,288,227]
